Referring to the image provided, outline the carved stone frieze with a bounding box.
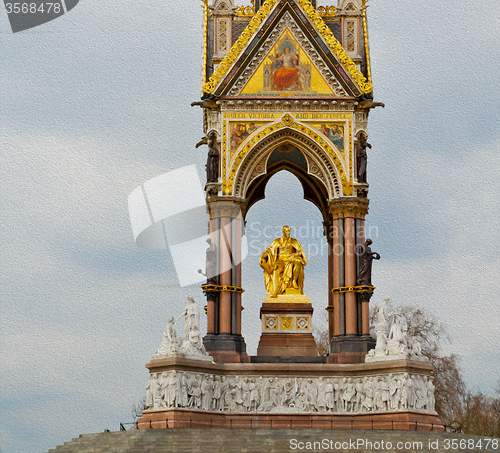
[206,110,221,138]
[144,371,437,415]
[227,12,349,97]
[220,99,357,111]
[353,111,367,137]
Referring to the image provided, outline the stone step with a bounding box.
[44,428,499,453]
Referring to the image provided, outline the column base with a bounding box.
[327,334,375,363]
[203,334,249,363]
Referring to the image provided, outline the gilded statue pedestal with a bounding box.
[257,299,317,358]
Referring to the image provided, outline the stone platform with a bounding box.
[46,429,499,453]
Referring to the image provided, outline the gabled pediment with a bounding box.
[202,0,373,97]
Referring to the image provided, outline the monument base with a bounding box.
[141,357,443,432]
[257,301,316,357]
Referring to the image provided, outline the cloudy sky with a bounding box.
[1,0,499,452]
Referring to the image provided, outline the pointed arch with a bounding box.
[229,122,347,220]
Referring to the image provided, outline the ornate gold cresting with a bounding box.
[317,5,337,18]
[361,4,372,86]
[202,0,373,94]
[235,5,254,17]
[201,0,209,85]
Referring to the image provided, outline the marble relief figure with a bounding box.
[144,372,436,415]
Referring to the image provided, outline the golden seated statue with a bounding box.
[259,225,310,304]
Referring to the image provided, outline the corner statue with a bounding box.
[259,225,307,297]
[356,239,380,286]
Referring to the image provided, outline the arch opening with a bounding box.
[245,145,330,222]
[243,170,329,355]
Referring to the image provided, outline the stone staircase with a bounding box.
[46,428,499,453]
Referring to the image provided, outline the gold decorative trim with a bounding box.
[264,316,279,330]
[224,116,352,196]
[300,1,372,93]
[201,0,209,86]
[201,284,245,293]
[362,7,372,86]
[281,316,293,330]
[331,285,375,293]
[202,0,373,94]
[296,316,310,330]
[317,5,337,18]
[235,5,254,17]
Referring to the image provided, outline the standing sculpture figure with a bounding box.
[178,296,201,340]
[356,133,371,183]
[259,225,307,297]
[206,140,219,183]
[205,238,217,284]
[356,239,380,286]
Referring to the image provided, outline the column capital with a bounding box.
[207,198,245,219]
[328,197,369,220]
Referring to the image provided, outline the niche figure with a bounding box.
[356,239,380,286]
[356,134,372,184]
[206,141,219,183]
[198,238,218,284]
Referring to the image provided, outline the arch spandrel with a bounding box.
[224,117,353,202]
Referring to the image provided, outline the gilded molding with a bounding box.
[362,8,372,86]
[202,0,373,94]
[317,5,337,18]
[226,117,351,197]
[201,0,209,86]
[234,5,254,17]
[328,197,369,219]
[300,1,372,92]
